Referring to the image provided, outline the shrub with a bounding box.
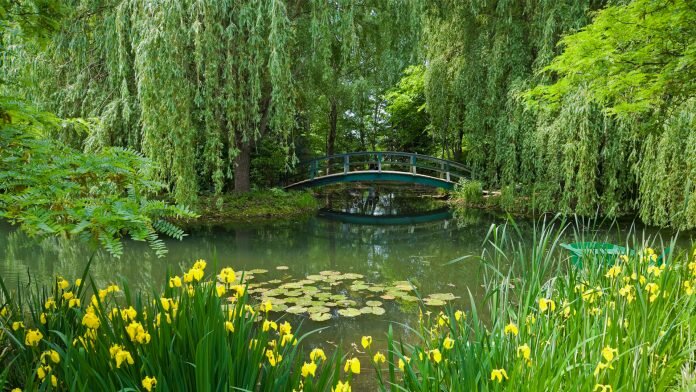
[453,179,483,205]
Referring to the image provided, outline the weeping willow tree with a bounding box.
[424,0,696,228]
[297,0,423,158]
[5,0,423,203]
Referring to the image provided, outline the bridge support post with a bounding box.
[343,155,349,174]
[410,155,417,174]
[377,152,382,172]
[310,161,317,179]
[446,163,450,182]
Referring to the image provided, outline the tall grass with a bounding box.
[373,217,696,391]
[0,260,343,391]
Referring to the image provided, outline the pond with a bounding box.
[1,185,692,384]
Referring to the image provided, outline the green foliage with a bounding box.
[528,0,696,117]
[384,65,432,153]
[0,260,343,391]
[453,179,483,205]
[192,189,318,223]
[0,97,196,257]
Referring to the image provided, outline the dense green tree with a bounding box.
[384,65,431,153]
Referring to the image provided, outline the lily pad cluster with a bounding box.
[224,269,458,322]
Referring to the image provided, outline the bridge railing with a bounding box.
[284,151,471,187]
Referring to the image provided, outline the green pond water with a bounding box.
[1,186,693,385]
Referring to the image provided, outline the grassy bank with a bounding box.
[1,219,694,391]
[185,189,319,224]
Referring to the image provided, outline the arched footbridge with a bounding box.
[284,152,471,190]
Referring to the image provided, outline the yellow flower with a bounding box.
[618,284,635,303]
[361,335,372,349]
[684,281,694,296]
[11,388,21,392]
[310,348,327,362]
[618,254,629,263]
[232,285,246,297]
[225,321,235,333]
[373,351,386,364]
[517,343,531,361]
[281,333,296,347]
[594,384,613,392]
[504,322,519,336]
[126,321,151,344]
[454,310,465,321]
[193,259,207,270]
[183,271,194,283]
[12,321,24,331]
[428,349,442,364]
[142,376,157,391]
[539,298,556,313]
[169,276,182,288]
[106,284,120,293]
[645,283,660,302]
[301,361,317,378]
[62,291,74,301]
[51,375,58,387]
[601,346,618,362]
[260,300,272,313]
[57,278,70,290]
[68,298,81,308]
[593,361,614,376]
[437,313,449,326]
[647,265,664,277]
[332,380,351,392]
[490,368,509,383]
[398,356,411,371]
[605,265,622,279]
[263,320,277,332]
[581,287,603,304]
[25,329,43,346]
[525,314,536,326]
[190,268,204,282]
[688,261,696,277]
[75,278,82,287]
[443,337,455,350]
[279,321,292,336]
[121,306,137,321]
[111,346,134,368]
[45,298,56,310]
[40,313,47,324]
[40,349,60,364]
[344,357,361,374]
[37,365,49,380]
[215,285,226,297]
[218,267,236,284]
[266,350,282,367]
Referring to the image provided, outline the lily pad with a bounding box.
[337,308,361,317]
[286,306,308,314]
[248,269,268,274]
[320,270,341,276]
[423,298,446,306]
[310,312,332,322]
[428,293,458,301]
[360,306,386,316]
[306,275,324,281]
[276,266,289,270]
[366,300,382,307]
[308,306,331,314]
[380,294,396,300]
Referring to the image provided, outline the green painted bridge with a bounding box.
[284,152,471,190]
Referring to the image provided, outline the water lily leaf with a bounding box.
[329,294,347,301]
[336,299,357,308]
[343,273,364,280]
[366,300,382,307]
[295,298,314,307]
[367,286,385,293]
[286,306,308,314]
[400,295,419,302]
[320,270,341,276]
[248,269,268,274]
[324,302,337,307]
[337,308,361,317]
[313,293,332,300]
[310,312,332,322]
[267,279,282,284]
[380,294,396,300]
[306,275,324,281]
[284,291,303,297]
[428,293,458,301]
[276,266,289,270]
[423,298,446,306]
[308,306,330,314]
[271,304,288,312]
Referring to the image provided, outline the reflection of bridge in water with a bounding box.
[285,151,471,190]
[317,207,452,226]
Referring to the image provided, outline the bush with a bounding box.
[453,179,483,205]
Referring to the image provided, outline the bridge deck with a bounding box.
[284,152,471,190]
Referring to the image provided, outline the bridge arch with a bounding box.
[284,152,470,190]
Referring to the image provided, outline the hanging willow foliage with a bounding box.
[5,0,423,204]
[424,0,696,229]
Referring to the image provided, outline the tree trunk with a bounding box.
[233,140,252,192]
